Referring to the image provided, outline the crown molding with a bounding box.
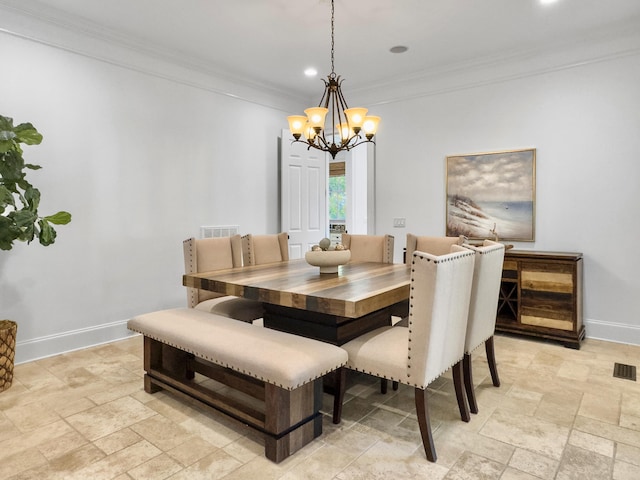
[348,23,640,106]
[0,0,305,112]
[2,0,639,111]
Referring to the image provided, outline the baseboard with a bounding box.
[15,319,137,364]
[13,316,639,365]
[585,318,640,346]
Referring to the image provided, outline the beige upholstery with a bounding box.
[463,240,506,354]
[389,234,465,329]
[461,240,505,414]
[342,246,474,387]
[341,233,394,263]
[183,236,264,322]
[336,246,475,461]
[389,234,465,328]
[241,232,289,266]
[128,308,347,391]
[405,234,466,261]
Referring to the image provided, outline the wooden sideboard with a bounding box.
[496,250,584,349]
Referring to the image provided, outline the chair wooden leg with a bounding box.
[452,360,470,422]
[415,388,437,462]
[381,378,399,394]
[463,353,479,414]
[485,336,501,387]
[332,367,347,424]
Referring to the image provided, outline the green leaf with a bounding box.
[14,123,43,145]
[12,208,38,228]
[0,215,15,250]
[0,139,15,153]
[45,211,72,225]
[0,115,14,131]
[0,150,26,181]
[0,185,14,208]
[11,210,38,237]
[24,186,41,211]
[0,116,17,152]
[25,164,42,170]
[38,218,57,246]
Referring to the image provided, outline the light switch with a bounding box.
[393,217,406,228]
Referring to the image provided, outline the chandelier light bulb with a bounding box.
[362,116,381,139]
[287,115,308,139]
[304,107,329,129]
[336,123,353,143]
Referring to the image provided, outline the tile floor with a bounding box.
[1,334,640,479]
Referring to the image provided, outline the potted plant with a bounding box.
[0,114,71,391]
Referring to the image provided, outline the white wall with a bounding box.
[0,31,289,362]
[2,11,639,363]
[371,52,640,345]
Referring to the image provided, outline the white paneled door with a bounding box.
[280,130,327,259]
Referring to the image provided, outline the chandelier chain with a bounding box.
[330,0,335,76]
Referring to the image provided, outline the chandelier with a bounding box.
[287,0,380,159]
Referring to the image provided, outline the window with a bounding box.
[329,162,346,221]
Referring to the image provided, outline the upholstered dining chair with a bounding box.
[461,240,505,414]
[383,233,467,393]
[342,233,401,393]
[241,232,289,266]
[393,234,467,322]
[334,246,476,462]
[183,236,264,323]
[341,233,394,263]
[405,233,467,260]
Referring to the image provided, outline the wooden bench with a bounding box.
[127,308,347,463]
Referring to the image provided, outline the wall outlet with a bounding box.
[393,217,406,228]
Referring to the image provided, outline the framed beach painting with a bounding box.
[446,148,536,242]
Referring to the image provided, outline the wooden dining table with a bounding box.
[183,259,411,346]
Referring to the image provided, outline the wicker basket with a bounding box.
[0,320,17,392]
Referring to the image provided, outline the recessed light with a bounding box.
[390,46,408,54]
[304,67,318,77]
[540,0,558,4]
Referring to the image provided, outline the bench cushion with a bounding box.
[128,308,347,391]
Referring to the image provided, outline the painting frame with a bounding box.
[446,148,536,242]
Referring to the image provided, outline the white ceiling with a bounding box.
[4,0,640,102]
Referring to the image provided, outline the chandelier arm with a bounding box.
[330,89,339,147]
[318,78,330,108]
[345,137,374,151]
[293,137,329,152]
[315,133,331,150]
[335,79,350,144]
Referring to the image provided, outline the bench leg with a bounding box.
[143,337,195,393]
[264,379,323,463]
[144,338,163,393]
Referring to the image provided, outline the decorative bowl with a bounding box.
[304,250,351,274]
